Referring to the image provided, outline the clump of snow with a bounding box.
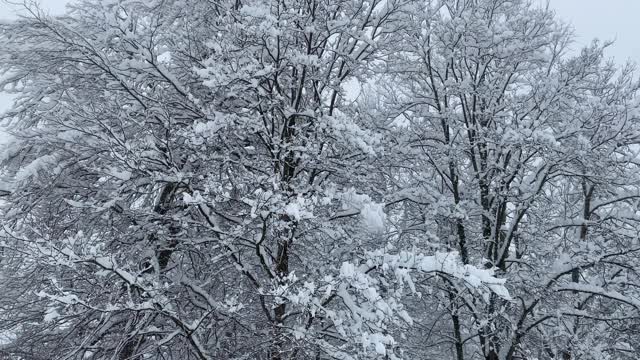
[340,262,356,279]
[320,113,381,155]
[183,191,205,205]
[15,154,58,182]
[361,332,395,356]
[360,202,386,233]
[157,51,172,64]
[341,188,386,232]
[193,119,225,135]
[108,167,131,181]
[367,249,511,300]
[284,195,315,220]
[389,114,411,129]
[43,307,61,322]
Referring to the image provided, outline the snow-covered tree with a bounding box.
[376,0,640,359]
[0,0,508,359]
[2,0,640,359]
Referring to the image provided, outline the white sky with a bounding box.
[0,0,639,112]
[1,0,69,18]
[539,0,640,64]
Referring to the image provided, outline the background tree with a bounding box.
[378,0,640,359]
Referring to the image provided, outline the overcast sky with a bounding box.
[1,0,639,112]
[543,0,640,63]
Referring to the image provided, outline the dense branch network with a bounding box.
[0,0,639,359]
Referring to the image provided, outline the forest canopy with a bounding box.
[0,0,639,359]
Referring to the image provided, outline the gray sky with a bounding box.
[1,0,639,113]
[1,0,69,18]
[540,0,640,64]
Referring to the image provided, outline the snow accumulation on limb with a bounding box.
[349,249,511,299]
[556,283,640,310]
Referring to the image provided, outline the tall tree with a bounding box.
[378,0,640,359]
[0,0,506,359]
